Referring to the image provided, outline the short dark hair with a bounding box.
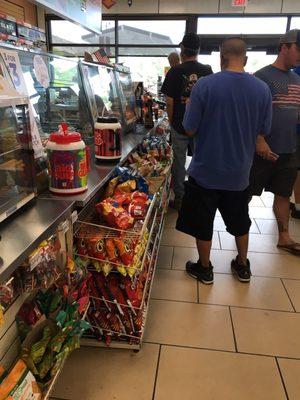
[181,47,199,57]
[279,42,292,52]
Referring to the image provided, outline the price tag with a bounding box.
[0,49,27,95]
[232,0,248,5]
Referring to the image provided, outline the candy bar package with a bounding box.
[0,360,41,400]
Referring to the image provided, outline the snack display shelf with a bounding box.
[80,170,171,351]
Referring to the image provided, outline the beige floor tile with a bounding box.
[172,247,300,279]
[219,232,285,254]
[255,218,300,237]
[282,279,300,312]
[144,299,234,351]
[53,344,159,400]
[198,274,293,311]
[249,207,276,219]
[172,247,199,270]
[278,358,300,400]
[155,346,286,400]
[250,196,265,207]
[151,269,197,302]
[161,228,220,249]
[211,249,300,279]
[214,216,260,233]
[157,245,173,269]
[164,209,178,228]
[232,308,300,357]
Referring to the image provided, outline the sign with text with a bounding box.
[29,0,101,34]
[232,0,248,6]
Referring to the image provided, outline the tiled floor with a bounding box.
[52,194,300,400]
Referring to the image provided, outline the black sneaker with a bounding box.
[231,257,251,282]
[186,261,214,285]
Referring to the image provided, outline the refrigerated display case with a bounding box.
[0,45,93,142]
[0,95,36,223]
[79,61,122,126]
[114,64,137,132]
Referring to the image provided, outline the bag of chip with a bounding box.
[96,200,134,230]
[104,176,119,198]
[113,238,134,266]
[105,238,119,263]
[88,236,106,261]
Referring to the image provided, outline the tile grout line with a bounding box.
[229,307,238,353]
[154,268,300,282]
[197,281,199,303]
[275,357,290,400]
[280,279,297,312]
[143,341,300,361]
[170,246,175,270]
[151,296,299,314]
[151,345,162,400]
[252,218,261,234]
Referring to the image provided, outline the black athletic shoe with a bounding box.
[186,261,214,285]
[231,257,251,282]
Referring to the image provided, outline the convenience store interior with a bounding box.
[0,0,300,399]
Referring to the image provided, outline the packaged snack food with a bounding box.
[87,236,106,261]
[113,238,134,266]
[0,360,41,400]
[104,176,119,198]
[76,237,88,256]
[30,326,52,365]
[115,180,136,193]
[105,238,119,263]
[96,200,134,230]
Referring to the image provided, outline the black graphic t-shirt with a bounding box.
[161,60,213,134]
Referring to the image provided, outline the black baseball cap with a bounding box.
[279,29,300,47]
[179,33,201,52]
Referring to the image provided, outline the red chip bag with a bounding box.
[113,238,134,266]
[128,201,147,219]
[88,235,106,261]
[96,200,134,230]
[76,237,88,256]
[105,238,119,263]
[131,191,148,204]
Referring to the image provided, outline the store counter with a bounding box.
[0,128,152,283]
[0,198,74,283]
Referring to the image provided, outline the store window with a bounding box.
[52,46,115,59]
[118,56,169,93]
[118,20,186,45]
[118,47,180,57]
[197,17,288,35]
[200,51,276,74]
[290,17,300,30]
[50,19,115,45]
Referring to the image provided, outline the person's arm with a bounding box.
[256,87,278,162]
[183,80,206,137]
[161,69,176,124]
[165,96,174,125]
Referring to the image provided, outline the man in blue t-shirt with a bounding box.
[176,38,273,284]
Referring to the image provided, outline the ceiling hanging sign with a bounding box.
[28,0,102,34]
[232,0,248,6]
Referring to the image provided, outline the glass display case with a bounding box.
[0,96,36,223]
[114,64,137,131]
[80,61,122,126]
[0,45,93,142]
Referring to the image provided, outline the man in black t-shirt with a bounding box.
[161,33,212,210]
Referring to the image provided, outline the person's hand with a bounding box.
[256,135,279,162]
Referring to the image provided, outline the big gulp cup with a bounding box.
[94,117,122,161]
[46,123,90,194]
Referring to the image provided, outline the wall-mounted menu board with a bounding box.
[29,0,101,34]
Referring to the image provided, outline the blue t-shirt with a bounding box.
[183,70,272,191]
